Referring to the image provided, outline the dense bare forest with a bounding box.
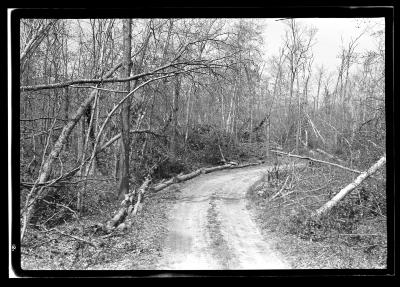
[18,18,387,270]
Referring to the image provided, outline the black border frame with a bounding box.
[9,4,396,278]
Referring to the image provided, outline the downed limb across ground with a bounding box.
[38,226,99,248]
[102,160,264,232]
[270,149,363,174]
[104,176,152,232]
[312,155,386,218]
[314,148,346,164]
[151,161,262,192]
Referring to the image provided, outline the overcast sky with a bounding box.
[260,18,385,75]
[62,18,385,83]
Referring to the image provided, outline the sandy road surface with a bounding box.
[155,164,291,270]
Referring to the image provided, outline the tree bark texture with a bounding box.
[312,155,386,218]
[118,19,132,199]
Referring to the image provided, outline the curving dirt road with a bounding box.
[155,164,291,270]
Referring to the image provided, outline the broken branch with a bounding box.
[270,150,362,175]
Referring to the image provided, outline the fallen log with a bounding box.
[177,169,204,181]
[312,155,386,218]
[105,177,151,232]
[315,148,345,164]
[151,164,234,192]
[103,160,265,233]
[229,161,261,169]
[270,150,362,175]
[151,162,261,193]
[305,112,325,144]
[116,177,152,230]
[152,177,176,192]
[105,205,128,232]
[132,177,152,216]
[204,163,234,174]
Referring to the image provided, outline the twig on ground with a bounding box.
[39,226,98,248]
[269,175,290,202]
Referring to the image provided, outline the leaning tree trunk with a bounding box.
[22,92,101,241]
[312,155,386,218]
[20,54,125,242]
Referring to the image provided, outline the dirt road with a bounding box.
[155,164,291,270]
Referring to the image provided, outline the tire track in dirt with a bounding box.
[206,193,239,269]
[155,164,291,270]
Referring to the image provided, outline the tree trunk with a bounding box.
[170,76,180,157]
[184,84,192,144]
[265,119,270,157]
[64,87,70,150]
[77,117,85,162]
[118,19,132,199]
[90,94,101,176]
[20,21,164,241]
[295,74,301,153]
[305,129,308,147]
[21,86,101,240]
[315,69,322,115]
[114,138,120,182]
[312,155,386,218]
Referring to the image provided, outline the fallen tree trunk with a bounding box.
[131,177,151,217]
[102,160,265,233]
[21,62,220,241]
[305,112,325,145]
[270,150,362,175]
[151,163,235,192]
[176,169,203,181]
[312,155,386,218]
[104,176,152,232]
[228,161,261,169]
[151,161,260,193]
[117,176,152,231]
[151,178,176,193]
[315,148,346,164]
[204,163,234,174]
[20,60,128,241]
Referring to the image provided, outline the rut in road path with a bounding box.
[155,164,291,270]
